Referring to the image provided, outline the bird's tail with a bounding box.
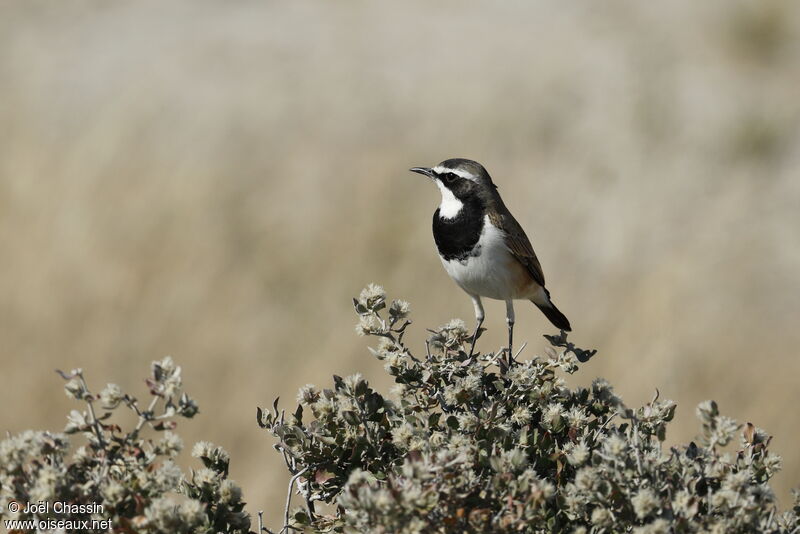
[531,289,572,332]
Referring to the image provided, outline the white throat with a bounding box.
[436,181,463,219]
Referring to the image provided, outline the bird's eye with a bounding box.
[442,172,457,183]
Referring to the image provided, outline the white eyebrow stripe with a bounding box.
[432,166,477,181]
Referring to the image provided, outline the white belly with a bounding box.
[440,216,534,300]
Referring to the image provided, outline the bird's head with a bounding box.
[409,159,496,215]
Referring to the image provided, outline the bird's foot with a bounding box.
[506,346,516,368]
[498,357,509,374]
[467,326,485,359]
[494,347,515,374]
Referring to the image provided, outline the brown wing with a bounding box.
[488,210,546,288]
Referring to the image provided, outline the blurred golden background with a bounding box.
[1,0,799,522]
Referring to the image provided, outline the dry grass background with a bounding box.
[1,0,799,523]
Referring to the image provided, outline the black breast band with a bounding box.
[432,197,485,261]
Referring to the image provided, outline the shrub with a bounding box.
[0,358,250,534]
[259,284,799,533]
[2,285,797,533]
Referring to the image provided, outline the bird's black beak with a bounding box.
[409,167,434,178]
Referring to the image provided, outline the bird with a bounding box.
[410,158,571,362]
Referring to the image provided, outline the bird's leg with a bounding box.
[468,295,484,359]
[505,300,515,367]
[469,317,484,359]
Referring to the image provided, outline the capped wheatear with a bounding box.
[410,158,571,361]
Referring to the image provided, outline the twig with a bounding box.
[281,467,309,533]
[482,350,504,371]
[127,395,161,441]
[631,415,643,476]
[592,414,617,443]
[76,371,106,449]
